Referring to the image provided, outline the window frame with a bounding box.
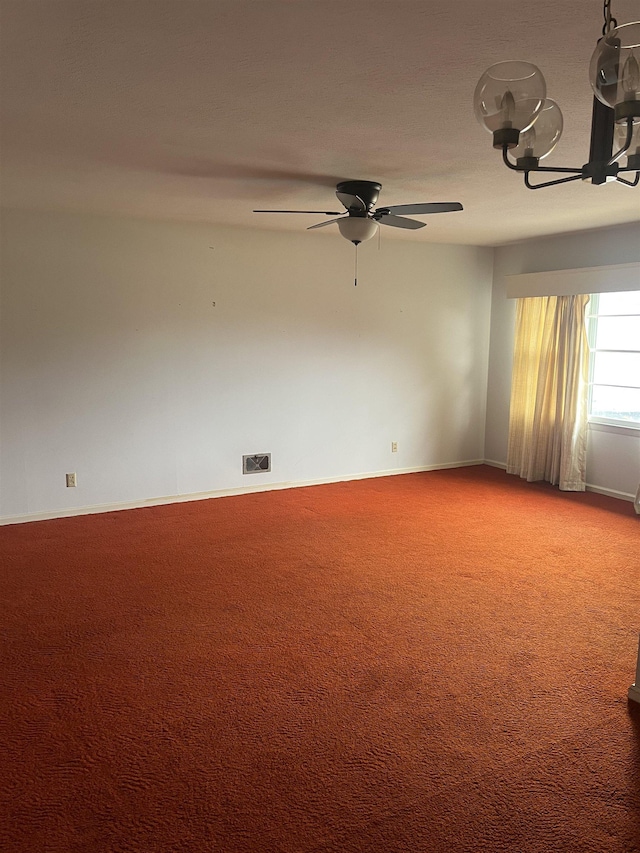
[586,292,640,431]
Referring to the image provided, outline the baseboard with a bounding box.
[629,684,640,705]
[483,459,507,470]
[585,483,635,503]
[0,459,485,526]
[478,462,635,504]
[7,460,631,526]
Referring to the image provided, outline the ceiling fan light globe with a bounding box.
[512,99,564,160]
[338,217,378,244]
[590,22,640,115]
[473,61,546,134]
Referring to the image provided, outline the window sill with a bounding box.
[588,419,640,436]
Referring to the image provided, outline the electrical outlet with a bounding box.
[391,442,398,453]
[66,472,77,488]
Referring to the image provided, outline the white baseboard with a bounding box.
[0,459,485,526]
[629,684,640,705]
[5,459,633,526]
[483,459,507,470]
[585,483,635,503]
[479,461,635,504]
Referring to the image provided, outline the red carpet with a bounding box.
[1,465,639,852]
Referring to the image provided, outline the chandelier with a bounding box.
[473,0,640,189]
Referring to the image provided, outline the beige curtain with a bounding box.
[507,294,590,491]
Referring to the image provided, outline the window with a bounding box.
[587,291,640,428]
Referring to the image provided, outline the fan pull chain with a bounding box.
[354,243,358,286]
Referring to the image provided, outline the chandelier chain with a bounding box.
[602,0,617,34]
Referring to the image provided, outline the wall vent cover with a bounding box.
[243,453,271,474]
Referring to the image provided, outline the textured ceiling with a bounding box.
[1,0,639,246]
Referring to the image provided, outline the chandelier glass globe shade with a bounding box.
[473,61,547,134]
[590,22,640,120]
[512,99,564,160]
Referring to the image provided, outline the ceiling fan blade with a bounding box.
[336,192,367,212]
[377,214,426,230]
[307,217,345,230]
[380,202,463,216]
[253,209,344,215]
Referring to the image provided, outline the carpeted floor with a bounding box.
[1,465,639,852]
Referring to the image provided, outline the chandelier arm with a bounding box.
[526,166,584,174]
[501,146,520,171]
[503,147,583,175]
[607,118,634,166]
[523,173,584,190]
[616,173,640,187]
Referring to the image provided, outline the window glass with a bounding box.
[594,316,640,351]
[597,290,640,314]
[592,351,640,387]
[590,386,640,422]
[588,291,640,428]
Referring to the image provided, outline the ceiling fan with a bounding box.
[254,180,463,244]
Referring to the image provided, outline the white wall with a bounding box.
[485,221,640,500]
[0,208,493,521]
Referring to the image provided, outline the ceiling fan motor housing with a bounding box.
[336,180,382,213]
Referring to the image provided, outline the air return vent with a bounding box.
[243,453,271,474]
